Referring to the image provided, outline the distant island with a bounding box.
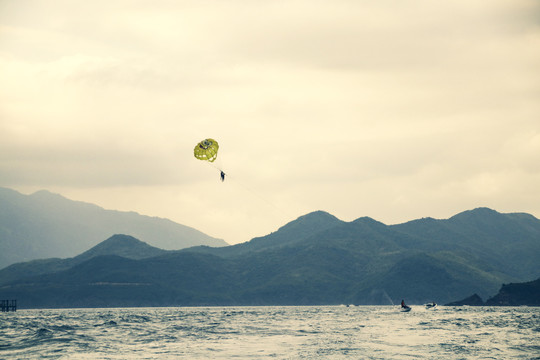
[445,294,485,306]
[446,278,540,306]
[445,278,540,306]
[1,205,539,309]
[486,278,540,306]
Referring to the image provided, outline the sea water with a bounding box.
[1,306,539,359]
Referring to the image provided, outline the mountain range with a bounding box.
[0,187,227,268]
[1,206,539,308]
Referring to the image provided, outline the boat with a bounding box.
[400,299,411,312]
[400,305,411,312]
[425,302,437,309]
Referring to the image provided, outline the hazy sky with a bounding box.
[1,1,539,245]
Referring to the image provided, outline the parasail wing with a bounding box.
[194,138,219,162]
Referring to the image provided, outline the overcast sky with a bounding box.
[1,0,539,245]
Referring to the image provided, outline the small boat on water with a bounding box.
[400,305,411,312]
[425,302,437,309]
[400,299,411,312]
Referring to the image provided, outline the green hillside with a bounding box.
[0,187,227,268]
[1,208,538,308]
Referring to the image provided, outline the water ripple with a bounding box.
[0,306,538,359]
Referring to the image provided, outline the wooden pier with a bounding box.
[1,300,17,312]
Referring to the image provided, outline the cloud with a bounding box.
[1,0,539,243]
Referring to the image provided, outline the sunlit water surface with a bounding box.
[1,306,539,359]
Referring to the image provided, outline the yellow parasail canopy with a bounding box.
[194,138,219,163]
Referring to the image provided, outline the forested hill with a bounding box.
[0,187,227,268]
[187,207,540,281]
[446,278,540,306]
[1,207,538,308]
[485,278,540,306]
